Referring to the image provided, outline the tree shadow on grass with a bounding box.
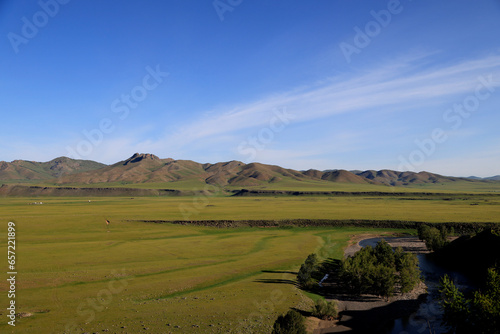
[254,278,298,285]
[255,270,299,285]
[301,258,344,297]
[261,270,298,275]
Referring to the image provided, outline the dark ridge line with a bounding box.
[135,219,499,233]
[1,184,499,197]
[231,189,500,197]
[0,184,186,197]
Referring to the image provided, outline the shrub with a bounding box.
[311,299,337,320]
[272,309,307,334]
[418,224,449,251]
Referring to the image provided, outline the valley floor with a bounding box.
[0,195,497,333]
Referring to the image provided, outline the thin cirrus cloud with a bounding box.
[153,53,500,151]
[56,52,500,169]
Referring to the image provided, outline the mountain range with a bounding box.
[0,157,106,181]
[467,175,500,181]
[0,153,498,187]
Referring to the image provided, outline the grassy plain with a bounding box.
[28,176,500,193]
[0,190,499,333]
[5,192,498,222]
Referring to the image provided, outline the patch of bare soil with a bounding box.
[306,317,338,334]
[16,312,33,318]
[343,232,398,258]
[383,236,429,254]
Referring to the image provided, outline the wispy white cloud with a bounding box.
[153,53,500,152]
[70,52,500,171]
[8,52,498,176]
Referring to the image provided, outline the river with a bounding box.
[358,237,472,334]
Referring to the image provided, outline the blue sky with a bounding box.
[1,0,500,176]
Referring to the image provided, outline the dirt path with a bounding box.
[343,233,377,258]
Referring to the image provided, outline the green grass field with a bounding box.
[0,192,499,333]
[25,175,500,193]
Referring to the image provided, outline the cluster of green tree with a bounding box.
[271,310,306,334]
[297,253,318,288]
[417,224,452,251]
[439,266,500,334]
[340,240,421,298]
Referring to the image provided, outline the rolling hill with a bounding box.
[466,175,500,181]
[0,156,105,182]
[54,154,314,187]
[1,153,498,191]
[356,169,459,186]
